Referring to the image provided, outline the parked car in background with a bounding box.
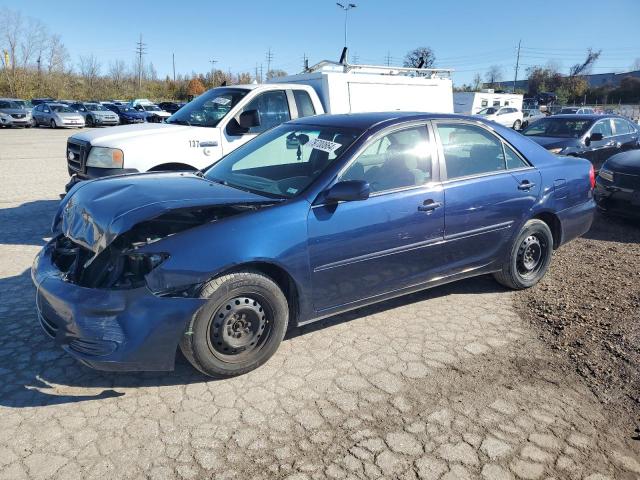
[32,103,85,128]
[521,108,547,129]
[521,114,640,169]
[535,92,557,105]
[475,106,524,129]
[104,103,147,124]
[70,102,120,127]
[0,98,33,127]
[130,99,172,121]
[36,112,596,376]
[557,107,595,115]
[595,149,640,218]
[31,97,56,106]
[158,101,185,114]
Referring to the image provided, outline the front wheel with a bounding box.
[180,270,289,377]
[49,119,56,129]
[513,119,522,130]
[86,116,94,127]
[493,219,553,290]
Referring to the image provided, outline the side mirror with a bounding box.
[239,109,260,129]
[589,132,604,142]
[324,180,370,203]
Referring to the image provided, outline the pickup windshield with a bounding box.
[166,88,249,127]
[522,118,593,138]
[204,124,362,198]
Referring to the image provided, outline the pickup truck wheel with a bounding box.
[513,119,522,130]
[493,219,553,290]
[180,270,289,377]
[50,119,56,129]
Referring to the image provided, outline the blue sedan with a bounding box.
[32,112,596,376]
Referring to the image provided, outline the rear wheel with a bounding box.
[86,116,94,127]
[513,119,522,130]
[180,270,289,377]
[49,119,56,129]
[493,219,553,290]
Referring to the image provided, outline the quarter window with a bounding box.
[613,118,633,135]
[504,143,529,169]
[293,90,316,118]
[341,126,432,193]
[438,123,506,179]
[591,119,613,138]
[243,90,290,134]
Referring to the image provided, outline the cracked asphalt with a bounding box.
[1,127,639,480]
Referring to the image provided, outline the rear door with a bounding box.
[433,121,541,274]
[589,118,616,169]
[612,117,639,152]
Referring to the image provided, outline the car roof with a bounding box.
[290,112,488,130]
[551,114,620,121]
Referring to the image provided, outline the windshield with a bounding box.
[142,105,161,111]
[118,106,135,112]
[522,118,593,138]
[167,87,249,127]
[204,124,362,198]
[476,107,497,115]
[86,103,107,111]
[0,100,20,109]
[51,105,74,113]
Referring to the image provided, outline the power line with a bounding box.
[135,34,147,92]
[384,51,392,66]
[513,39,521,92]
[266,48,273,74]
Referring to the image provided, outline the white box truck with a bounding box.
[453,90,523,115]
[65,61,453,189]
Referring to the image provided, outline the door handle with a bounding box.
[200,141,218,147]
[418,200,442,212]
[518,181,536,191]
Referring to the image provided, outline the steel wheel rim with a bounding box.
[516,234,546,278]
[206,295,272,363]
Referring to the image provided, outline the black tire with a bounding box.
[86,116,93,127]
[180,270,289,377]
[49,119,56,129]
[493,219,553,290]
[513,119,522,130]
[522,120,529,129]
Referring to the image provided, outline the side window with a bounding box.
[591,119,613,138]
[481,99,488,107]
[504,143,529,169]
[293,90,316,118]
[243,90,290,134]
[341,126,432,193]
[437,123,506,180]
[493,100,501,107]
[613,118,632,135]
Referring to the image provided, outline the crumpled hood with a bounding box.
[54,172,275,257]
[604,149,640,175]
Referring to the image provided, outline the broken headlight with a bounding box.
[114,252,168,288]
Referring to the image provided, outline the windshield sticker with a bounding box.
[305,138,342,154]
[211,97,231,106]
[286,187,298,195]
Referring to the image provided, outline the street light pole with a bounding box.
[336,3,357,52]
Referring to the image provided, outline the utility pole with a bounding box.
[513,39,521,93]
[209,59,217,85]
[302,53,308,72]
[172,53,176,82]
[266,48,273,77]
[135,34,147,92]
[255,63,259,83]
[384,51,392,67]
[336,3,357,57]
[259,64,263,83]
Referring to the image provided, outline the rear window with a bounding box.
[293,90,316,118]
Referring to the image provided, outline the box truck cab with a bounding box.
[65,62,453,189]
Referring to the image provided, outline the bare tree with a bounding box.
[631,58,640,71]
[485,65,503,85]
[266,69,287,80]
[472,73,482,90]
[46,34,68,73]
[569,48,601,77]
[108,59,127,87]
[403,47,436,69]
[79,54,101,88]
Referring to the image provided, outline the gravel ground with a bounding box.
[515,212,640,438]
[1,127,639,479]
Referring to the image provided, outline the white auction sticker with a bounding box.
[211,97,231,106]
[305,138,342,154]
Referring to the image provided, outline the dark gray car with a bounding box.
[0,98,33,128]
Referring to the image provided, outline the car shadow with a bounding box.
[0,199,60,246]
[582,212,640,243]
[0,263,506,408]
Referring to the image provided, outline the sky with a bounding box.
[1,0,639,86]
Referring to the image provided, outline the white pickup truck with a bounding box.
[65,62,453,189]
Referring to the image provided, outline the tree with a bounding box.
[569,48,601,77]
[78,54,100,89]
[485,65,503,86]
[186,77,205,96]
[403,47,435,69]
[108,60,127,88]
[266,69,287,80]
[631,58,640,71]
[472,73,482,90]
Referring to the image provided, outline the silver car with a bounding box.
[32,103,85,128]
[71,102,120,127]
[0,98,33,128]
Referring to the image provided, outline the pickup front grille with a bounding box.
[615,172,640,190]
[66,138,90,174]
